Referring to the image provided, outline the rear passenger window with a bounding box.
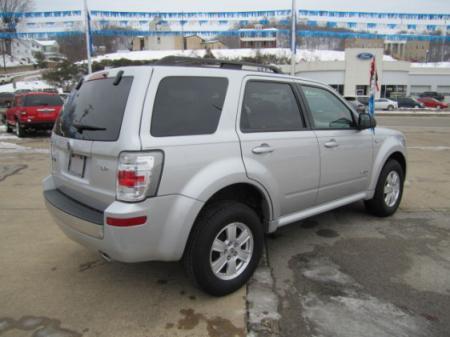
[240,81,304,133]
[151,77,228,137]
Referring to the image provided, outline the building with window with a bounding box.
[384,40,430,62]
[131,19,184,51]
[239,25,278,49]
[132,19,227,51]
[280,48,450,101]
[11,39,63,63]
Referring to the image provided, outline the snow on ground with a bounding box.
[299,256,430,337]
[0,80,54,93]
[0,54,35,68]
[90,48,397,64]
[0,141,49,154]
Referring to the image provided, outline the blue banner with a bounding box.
[1,9,449,21]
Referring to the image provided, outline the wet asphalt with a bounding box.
[264,116,450,337]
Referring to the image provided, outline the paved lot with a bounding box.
[0,129,246,337]
[265,116,450,337]
[1,116,450,337]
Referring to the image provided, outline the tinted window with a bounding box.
[54,77,133,141]
[151,77,228,137]
[24,95,63,107]
[241,81,304,133]
[302,86,355,129]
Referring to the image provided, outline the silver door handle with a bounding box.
[324,139,339,148]
[252,144,274,154]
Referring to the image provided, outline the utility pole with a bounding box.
[84,0,93,74]
[290,0,296,76]
[181,11,185,51]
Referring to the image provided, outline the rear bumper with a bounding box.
[22,121,55,130]
[43,175,204,262]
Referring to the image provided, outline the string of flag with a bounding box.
[3,29,449,42]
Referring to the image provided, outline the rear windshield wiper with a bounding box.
[72,122,106,133]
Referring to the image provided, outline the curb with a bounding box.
[376,112,450,117]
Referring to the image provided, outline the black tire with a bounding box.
[387,105,395,111]
[6,122,12,133]
[365,160,404,217]
[15,120,25,138]
[183,201,264,296]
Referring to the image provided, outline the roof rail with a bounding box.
[155,56,282,74]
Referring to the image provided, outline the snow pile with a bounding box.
[0,80,55,93]
[90,48,397,64]
[411,62,450,68]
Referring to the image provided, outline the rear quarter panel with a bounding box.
[139,67,253,201]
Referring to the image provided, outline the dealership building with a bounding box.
[282,48,450,100]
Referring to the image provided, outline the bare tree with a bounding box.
[1,0,33,55]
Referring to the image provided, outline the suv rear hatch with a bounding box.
[50,67,152,210]
[22,94,63,122]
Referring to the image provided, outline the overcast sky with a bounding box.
[32,0,450,13]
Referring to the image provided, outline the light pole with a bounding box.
[2,39,6,73]
[84,0,93,74]
[441,19,447,62]
[290,0,296,76]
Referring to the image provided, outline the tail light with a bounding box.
[116,151,163,202]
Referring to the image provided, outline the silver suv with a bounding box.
[43,58,407,296]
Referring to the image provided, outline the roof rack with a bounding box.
[155,56,282,74]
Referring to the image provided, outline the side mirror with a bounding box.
[358,113,377,130]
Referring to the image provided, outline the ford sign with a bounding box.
[357,52,374,60]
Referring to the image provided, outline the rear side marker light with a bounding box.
[106,216,147,227]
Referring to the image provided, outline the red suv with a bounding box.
[417,97,448,109]
[6,92,64,137]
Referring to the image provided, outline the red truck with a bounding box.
[6,92,64,137]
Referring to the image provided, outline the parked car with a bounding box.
[5,92,64,137]
[43,58,407,296]
[419,91,445,101]
[417,97,449,109]
[374,98,398,111]
[0,74,13,84]
[344,96,366,113]
[0,92,14,124]
[395,97,424,109]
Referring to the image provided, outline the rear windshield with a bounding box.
[24,95,63,107]
[54,76,133,141]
